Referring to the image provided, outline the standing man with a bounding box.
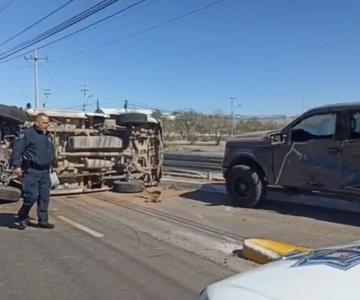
[11,113,57,230]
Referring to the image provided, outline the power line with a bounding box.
[1,0,225,64]
[0,0,116,59]
[0,0,123,61]
[47,99,168,113]
[0,0,74,47]
[62,0,160,39]
[0,0,149,64]
[48,100,97,110]
[52,0,226,62]
[38,0,158,48]
[28,0,147,54]
[0,0,15,13]
[2,0,113,54]
[121,100,173,113]
[88,99,158,111]
[128,100,160,109]
[51,2,360,62]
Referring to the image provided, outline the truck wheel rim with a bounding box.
[234,177,250,198]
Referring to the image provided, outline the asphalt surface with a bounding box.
[0,195,234,300]
[1,186,360,300]
[171,188,360,248]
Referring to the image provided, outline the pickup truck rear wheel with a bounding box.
[226,165,264,208]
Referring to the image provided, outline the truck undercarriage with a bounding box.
[0,105,163,200]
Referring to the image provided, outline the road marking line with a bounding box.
[57,216,104,238]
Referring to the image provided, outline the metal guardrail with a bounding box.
[163,152,223,173]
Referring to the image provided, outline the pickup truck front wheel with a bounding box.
[226,165,264,208]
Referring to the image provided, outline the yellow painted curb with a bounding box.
[242,239,313,264]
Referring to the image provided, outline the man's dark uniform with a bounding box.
[11,126,57,226]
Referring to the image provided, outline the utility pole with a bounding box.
[43,89,51,108]
[82,94,93,112]
[24,49,47,110]
[229,97,240,137]
[80,85,90,112]
[124,99,128,113]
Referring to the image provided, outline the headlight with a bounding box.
[199,288,210,300]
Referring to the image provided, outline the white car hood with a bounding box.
[205,283,276,300]
[205,241,360,300]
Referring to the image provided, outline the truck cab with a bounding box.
[223,102,360,207]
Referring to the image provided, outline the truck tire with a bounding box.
[226,165,264,208]
[116,113,148,125]
[113,180,143,193]
[0,186,21,202]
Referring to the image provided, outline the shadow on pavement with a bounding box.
[0,213,18,229]
[180,190,232,206]
[258,200,360,227]
[180,185,360,227]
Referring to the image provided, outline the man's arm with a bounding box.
[11,131,29,176]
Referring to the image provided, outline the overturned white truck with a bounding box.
[0,104,163,201]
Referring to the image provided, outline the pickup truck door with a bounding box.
[342,111,360,191]
[274,112,342,190]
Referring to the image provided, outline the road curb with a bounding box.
[242,239,312,264]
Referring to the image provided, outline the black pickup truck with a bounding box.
[223,102,360,207]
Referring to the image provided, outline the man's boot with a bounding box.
[38,222,55,229]
[18,218,29,230]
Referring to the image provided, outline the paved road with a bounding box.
[173,188,360,248]
[2,186,360,300]
[0,196,234,300]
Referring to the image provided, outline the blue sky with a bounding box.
[0,0,360,116]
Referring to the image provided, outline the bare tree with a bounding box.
[211,111,231,144]
[177,110,200,142]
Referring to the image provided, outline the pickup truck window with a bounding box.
[293,113,336,140]
[350,112,360,139]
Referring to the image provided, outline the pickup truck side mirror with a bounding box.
[270,132,286,144]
